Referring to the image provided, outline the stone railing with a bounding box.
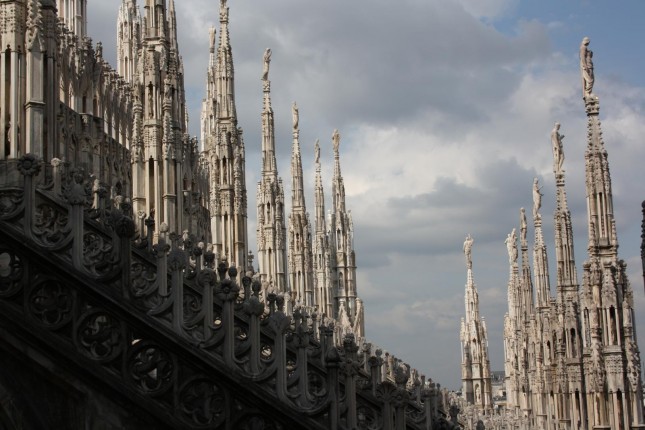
[0,155,461,429]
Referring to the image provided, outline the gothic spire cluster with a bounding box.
[0,0,364,340]
[115,0,198,238]
[496,37,644,429]
[199,0,248,270]
[189,2,362,335]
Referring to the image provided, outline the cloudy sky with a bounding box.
[88,1,645,390]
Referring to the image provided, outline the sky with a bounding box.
[87,0,645,390]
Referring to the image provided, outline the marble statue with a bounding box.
[463,234,474,269]
[505,229,517,265]
[551,122,564,172]
[520,207,527,244]
[332,129,340,153]
[148,84,154,118]
[580,37,594,98]
[532,178,542,220]
[511,228,518,263]
[314,139,320,164]
[164,75,172,103]
[209,27,216,49]
[262,48,271,81]
[292,102,298,130]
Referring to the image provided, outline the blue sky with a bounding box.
[494,1,645,86]
[89,0,645,390]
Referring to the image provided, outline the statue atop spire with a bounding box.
[464,234,474,270]
[292,102,299,130]
[332,129,340,154]
[532,178,543,220]
[580,36,595,99]
[262,48,272,81]
[520,207,527,244]
[209,26,216,53]
[314,139,321,165]
[505,229,518,266]
[551,122,565,173]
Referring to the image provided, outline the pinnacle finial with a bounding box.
[219,0,228,22]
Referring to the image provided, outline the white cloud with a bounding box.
[453,0,518,20]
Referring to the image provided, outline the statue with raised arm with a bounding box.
[292,102,299,130]
[314,139,320,164]
[262,48,271,81]
[532,178,543,220]
[580,37,594,98]
[463,234,474,269]
[505,229,518,265]
[551,122,565,173]
[332,129,340,153]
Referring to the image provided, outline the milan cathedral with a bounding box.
[0,0,642,428]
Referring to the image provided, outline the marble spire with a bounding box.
[532,178,551,310]
[329,130,361,337]
[313,140,334,318]
[551,122,579,302]
[256,48,286,293]
[578,37,644,428]
[460,235,493,412]
[288,102,314,306]
[200,0,247,270]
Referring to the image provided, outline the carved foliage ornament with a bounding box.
[0,250,24,298]
[178,377,227,427]
[126,341,175,396]
[34,203,70,246]
[28,279,73,329]
[0,190,24,220]
[75,309,124,363]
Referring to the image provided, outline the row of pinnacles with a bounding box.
[459,37,644,430]
[0,0,456,428]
